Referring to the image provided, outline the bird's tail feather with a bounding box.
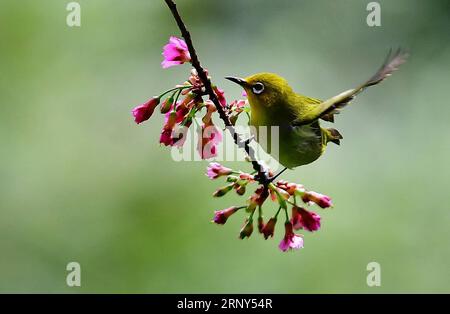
[363,48,409,89]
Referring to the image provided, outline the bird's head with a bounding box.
[225,73,294,109]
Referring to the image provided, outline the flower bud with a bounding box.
[247,186,269,211]
[212,86,226,107]
[239,172,255,182]
[159,111,178,146]
[239,218,254,239]
[213,183,234,197]
[226,175,239,183]
[234,183,246,196]
[302,191,333,208]
[206,162,233,179]
[261,217,277,240]
[132,97,160,124]
[277,181,305,196]
[257,216,265,233]
[212,206,239,225]
[160,95,174,114]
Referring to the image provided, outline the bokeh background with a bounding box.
[1,0,449,293]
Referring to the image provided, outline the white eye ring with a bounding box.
[252,82,265,94]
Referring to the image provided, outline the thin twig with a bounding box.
[163,0,269,184]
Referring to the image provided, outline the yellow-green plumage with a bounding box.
[226,49,408,169]
[244,73,338,168]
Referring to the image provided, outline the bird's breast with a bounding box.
[277,123,324,168]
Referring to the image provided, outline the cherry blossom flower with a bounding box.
[161,36,191,68]
[213,86,226,107]
[159,111,177,146]
[197,101,223,159]
[198,124,222,159]
[279,222,304,252]
[206,162,233,179]
[291,206,321,232]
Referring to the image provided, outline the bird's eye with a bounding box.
[252,82,265,95]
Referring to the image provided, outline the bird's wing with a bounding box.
[293,48,409,126]
[300,95,336,122]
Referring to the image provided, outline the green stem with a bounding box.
[248,205,256,222]
[287,199,296,207]
[173,88,183,104]
[283,206,289,222]
[274,206,282,219]
[158,85,192,99]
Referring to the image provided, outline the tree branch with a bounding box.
[163,0,269,184]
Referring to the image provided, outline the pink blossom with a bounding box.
[158,101,191,147]
[291,206,321,232]
[213,206,238,225]
[197,123,222,159]
[159,111,177,146]
[206,162,233,179]
[279,222,304,252]
[171,126,189,147]
[302,191,333,208]
[239,172,255,182]
[276,180,304,195]
[132,97,160,124]
[213,86,226,107]
[161,36,191,68]
[234,99,247,110]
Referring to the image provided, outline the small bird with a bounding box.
[225,49,408,172]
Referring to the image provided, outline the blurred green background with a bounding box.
[1,0,449,293]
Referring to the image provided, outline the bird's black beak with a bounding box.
[225,76,248,87]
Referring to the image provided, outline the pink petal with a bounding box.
[278,238,291,252]
[161,60,183,69]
